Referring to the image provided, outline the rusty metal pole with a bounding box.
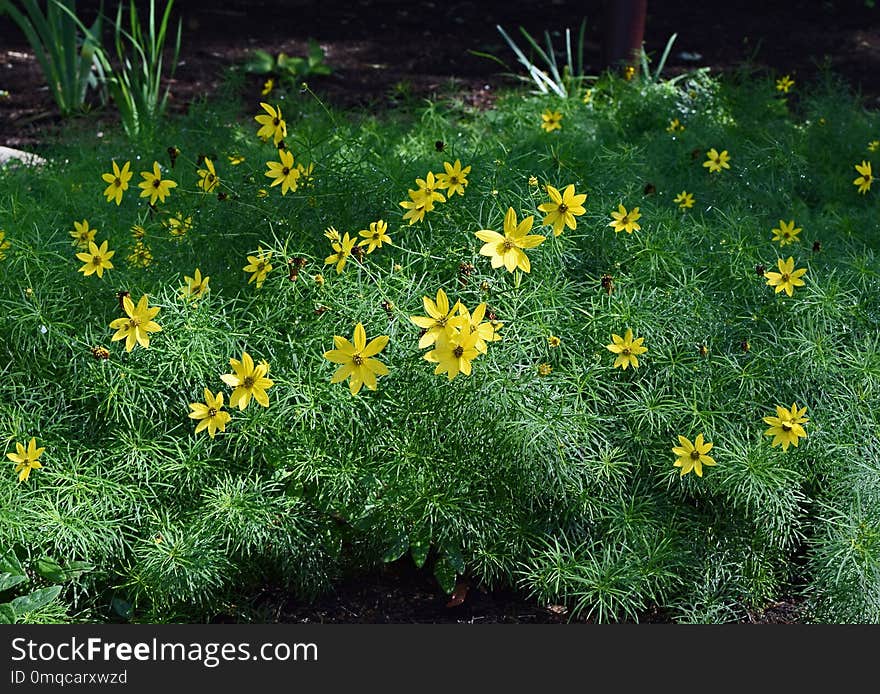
[603,0,647,74]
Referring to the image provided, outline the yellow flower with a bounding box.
[323,322,390,395]
[607,204,641,234]
[456,302,502,353]
[853,160,873,194]
[548,335,561,347]
[399,194,429,225]
[538,184,587,236]
[703,148,731,173]
[126,240,153,268]
[771,220,802,247]
[606,328,647,370]
[435,159,471,196]
[765,256,807,297]
[76,240,115,278]
[666,118,685,133]
[537,363,552,376]
[623,65,635,81]
[296,161,316,187]
[261,78,274,96]
[69,219,97,247]
[101,160,132,205]
[868,140,879,153]
[188,388,232,438]
[528,175,539,187]
[7,437,45,482]
[244,248,273,288]
[424,328,481,380]
[221,352,275,409]
[0,230,9,261]
[228,154,245,165]
[324,232,357,274]
[180,268,210,302]
[673,191,695,210]
[763,403,808,451]
[255,102,287,145]
[358,220,392,253]
[409,288,460,349]
[164,213,193,237]
[197,157,220,193]
[109,294,162,351]
[541,109,563,132]
[672,434,717,477]
[475,207,545,273]
[776,75,795,93]
[130,224,146,240]
[138,161,177,205]
[265,148,300,195]
[582,89,592,104]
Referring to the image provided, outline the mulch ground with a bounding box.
[1,0,845,622]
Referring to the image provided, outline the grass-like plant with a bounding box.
[1,60,879,623]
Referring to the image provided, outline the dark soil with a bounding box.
[2,1,880,147]
[0,0,841,622]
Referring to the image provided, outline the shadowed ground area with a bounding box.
[2,0,879,146]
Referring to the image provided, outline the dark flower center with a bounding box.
[243,376,255,388]
[282,167,290,175]
[621,347,631,356]
[781,422,792,431]
[114,177,121,186]
[352,354,364,366]
[690,450,701,461]
[208,407,217,417]
[453,346,464,358]
[501,239,514,251]
[558,204,568,213]
[152,180,160,188]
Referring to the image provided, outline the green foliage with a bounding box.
[1,63,879,623]
[244,41,333,84]
[0,0,103,116]
[0,548,91,623]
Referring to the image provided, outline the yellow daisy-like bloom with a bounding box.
[703,148,731,173]
[607,204,641,234]
[244,248,273,288]
[261,78,274,96]
[357,220,392,253]
[76,240,115,278]
[265,148,300,195]
[763,403,808,451]
[180,268,210,302]
[323,322,390,396]
[548,335,561,347]
[771,220,802,247]
[475,207,545,274]
[101,160,132,205]
[221,352,275,409]
[228,154,245,165]
[435,159,471,197]
[399,193,430,225]
[164,213,193,238]
[606,328,647,370]
[776,75,795,93]
[69,219,97,248]
[109,294,162,351]
[414,172,446,207]
[666,118,685,133]
[324,232,357,274]
[0,230,10,261]
[672,433,717,477]
[537,363,552,376]
[7,437,45,482]
[853,160,873,194]
[765,256,807,297]
[425,328,481,380]
[255,102,287,145]
[138,161,177,205]
[541,109,563,132]
[673,191,695,210]
[538,184,587,236]
[188,388,231,438]
[409,288,461,349]
[456,302,503,353]
[197,157,220,193]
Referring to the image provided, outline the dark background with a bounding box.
[2,0,879,146]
